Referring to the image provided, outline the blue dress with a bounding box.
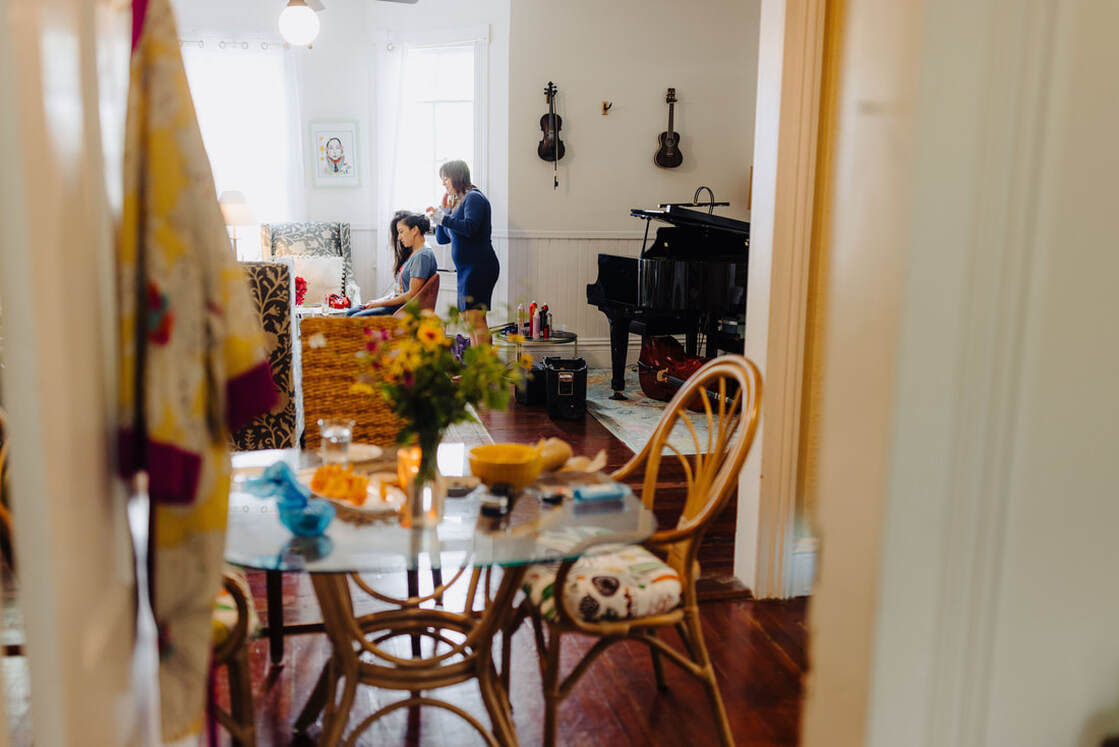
[434,190,500,311]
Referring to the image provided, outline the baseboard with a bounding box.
[499,336,643,370]
[790,537,818,597]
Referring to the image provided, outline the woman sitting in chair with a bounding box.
[349,211,437,316]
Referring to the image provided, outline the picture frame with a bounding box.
[310,121,360,187]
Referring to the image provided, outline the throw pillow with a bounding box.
[291,255,344,306]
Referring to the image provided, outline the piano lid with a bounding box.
[630,204,750,238]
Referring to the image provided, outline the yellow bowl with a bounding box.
[468,443,543,491]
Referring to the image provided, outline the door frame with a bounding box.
[736,0,827,598]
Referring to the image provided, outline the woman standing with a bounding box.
[426,160,499,345]
[348,212,436,316]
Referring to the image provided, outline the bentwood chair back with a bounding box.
[520,355,762,747]
[394,272,440,318]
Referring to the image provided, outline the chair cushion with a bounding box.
[212,570,260,648]
[524,534,682,623]
[292,255,344,305]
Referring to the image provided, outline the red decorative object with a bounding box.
[294,276,307,305]
[326,293,351,309]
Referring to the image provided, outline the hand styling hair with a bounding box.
[390,211,431,276]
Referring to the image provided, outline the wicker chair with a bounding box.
[514,356,762,747]
[0,406,12,575]
[299,316,404,451]
[212,570,258,747]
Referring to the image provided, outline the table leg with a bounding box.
[302,565,527,746]
[266,569,284,665]
[406,569,421,656]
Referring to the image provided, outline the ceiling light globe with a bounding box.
[278,2,319,47]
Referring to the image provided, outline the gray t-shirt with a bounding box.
[398,247,437,294]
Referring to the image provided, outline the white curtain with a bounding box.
[181,39,305,259]
[375,28,486,298]
[375,32,408,296]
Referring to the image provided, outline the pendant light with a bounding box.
[278,0,319,47]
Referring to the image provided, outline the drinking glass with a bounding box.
[318,418,354,464]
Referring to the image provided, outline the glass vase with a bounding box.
[398,440,446,528]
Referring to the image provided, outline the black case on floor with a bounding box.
[515,362,548,405]
[544,357,587,420]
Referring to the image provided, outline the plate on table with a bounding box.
[347,443,384,463]
[296,467,404,522]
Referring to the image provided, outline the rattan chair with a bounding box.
[0,406,12,575]
[212,570,257,747]
[299,316,404,451]
[515,355,762,747]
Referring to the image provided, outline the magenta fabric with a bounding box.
[226,360,278,434]
[131,0,149,52]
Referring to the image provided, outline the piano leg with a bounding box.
[685,327,699,357]
[608,316,631,399]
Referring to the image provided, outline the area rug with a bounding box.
[444,404,494,447]
[586,366,709,455]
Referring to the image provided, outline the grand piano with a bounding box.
[586,200,749,398]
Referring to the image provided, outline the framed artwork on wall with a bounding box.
[310,121,360,187]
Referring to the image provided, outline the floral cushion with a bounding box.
[523,529,682,623]
[212,570,260,648]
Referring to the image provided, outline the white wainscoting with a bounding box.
[503,233,645,369]
[350,225,379,302]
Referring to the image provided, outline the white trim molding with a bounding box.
[865,0,1061,744]
[737,0,826,598]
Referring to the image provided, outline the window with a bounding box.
[392,43,478,212]
[181,42,301,260]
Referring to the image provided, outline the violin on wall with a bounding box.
[654,87,683,169]
[538,81,565,188]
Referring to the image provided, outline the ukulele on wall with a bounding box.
[654,88,683,169]
[537,81,565,189]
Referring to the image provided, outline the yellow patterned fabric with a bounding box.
[119,0,274,739]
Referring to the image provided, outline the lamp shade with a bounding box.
[218,190,255,226]
[278,0,320,46]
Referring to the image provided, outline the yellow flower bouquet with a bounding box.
[352,304,529,521]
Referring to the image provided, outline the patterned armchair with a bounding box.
[260,222,360,301]
[232,262,299,450]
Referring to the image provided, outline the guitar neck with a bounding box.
[667,102,675,135]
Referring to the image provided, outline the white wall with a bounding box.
[508,0,759,232]
[803,0,1119,745]
[505,0,760,368]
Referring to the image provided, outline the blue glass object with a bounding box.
[243,461,311,506]
[242,461,332,536]
[277,497,335,537]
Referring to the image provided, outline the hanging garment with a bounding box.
[118,0,276,739]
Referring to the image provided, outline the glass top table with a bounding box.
[224,445,656,746]
[225,446,656,573]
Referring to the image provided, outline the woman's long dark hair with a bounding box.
[391,211,431,276]
[439,160,476,196]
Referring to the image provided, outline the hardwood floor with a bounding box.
[218,401,806,746]
[230,572,806,746]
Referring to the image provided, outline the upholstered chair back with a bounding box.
[260,222,357,300]
[232,262,298,450]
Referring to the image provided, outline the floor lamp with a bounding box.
[219,190,255,257]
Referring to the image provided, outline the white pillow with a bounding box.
[291,255,344,305]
